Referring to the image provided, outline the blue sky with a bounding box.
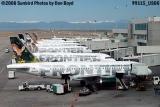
[0,0,160,22]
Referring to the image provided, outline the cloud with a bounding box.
[0,20,41,23]
[15,21,41,23]
[69,20,115,24]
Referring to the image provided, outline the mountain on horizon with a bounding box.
[0,20,128,31]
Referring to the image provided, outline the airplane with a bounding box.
[9,35,152,90]
[10,36,115,63]
[33,52,116,62]
[7,61,152,79]
[36,45,92,53]
[8,37,152,90]
[35,37,81,47]
[36,43,80,47]
[37,39,79,44]
[7,60,152,90]
[18,33,81,46]
[17,33,91,53]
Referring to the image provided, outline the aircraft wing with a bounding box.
[7,63,32,69]
[7,63,33,73]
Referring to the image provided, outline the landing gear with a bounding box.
[80,77,99,94]
[61,74,72,93]
[80,80,86,87]
[65,75,70,85]
[134,76,146,91]
[61,74,70,84]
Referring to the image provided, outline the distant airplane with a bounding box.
[17,33,92,53]
[33,52,116,62]
[37,46,92,53]
[18,33,80,45]
[10,36,115,63]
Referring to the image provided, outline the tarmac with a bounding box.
[0,34,160,107]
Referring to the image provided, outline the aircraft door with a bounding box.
[40,71,46,76]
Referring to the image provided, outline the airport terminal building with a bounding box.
[128,16,160,46]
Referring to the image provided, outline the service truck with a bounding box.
[153,76,160,85]
[46,83,71,94]
[18,82,46,91]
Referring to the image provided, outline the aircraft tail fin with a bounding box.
[10,36,39,63]
[18,33,38,43]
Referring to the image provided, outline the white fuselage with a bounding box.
[36,43,80,47]
[7,61,152,80]
[37,46,92,53]
[33,52,116,62]
[37,40,79,45]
